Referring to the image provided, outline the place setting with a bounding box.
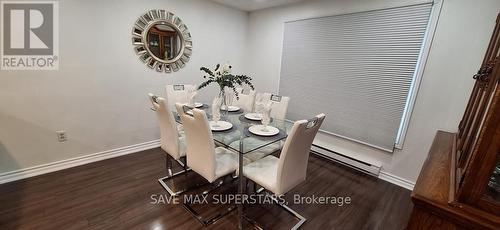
[209,97,233,132]
[184,87,206,108]
[244,112,262,121]
[189,102,205,108]
[246,101,280,137]
[248,124,280,137]
[221,105,241,112]
[220,91,244,114]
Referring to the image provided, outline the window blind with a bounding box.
[279,3,433,152]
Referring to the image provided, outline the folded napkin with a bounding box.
[224,88,234,107]
[261,101,273,126]
[254,100,266,114]
[187,86,198,106]
[254,93,269,113]
[212,97,222,122]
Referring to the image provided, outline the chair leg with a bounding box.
[250,180,306,230]
[158,170,206,197]
[164,155,189,178]
[182,177,237,226]
[202,179,223,195]
[182,157,188,172]
[166,155,173,176]
[159,157,238,197]
[270,196,307,230]
[158,156,192,196]
[175,157,186,167]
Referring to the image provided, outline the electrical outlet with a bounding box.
[56,131,67,142]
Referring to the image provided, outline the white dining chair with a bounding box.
[236,92,291,163]
[243,113,326,229]
[148,94,189,195]
[175,103,241,225]
[232,87,256,113]
[175,103,239,183]
[254,92,290,120]
[166,84,196,110]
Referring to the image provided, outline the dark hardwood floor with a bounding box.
[0,148,413,229]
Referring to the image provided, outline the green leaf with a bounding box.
[198,64,255,92]
[200,67,215,77]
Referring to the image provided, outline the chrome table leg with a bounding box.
[238,137,244,229]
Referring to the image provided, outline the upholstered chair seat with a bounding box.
[213,147,240,180]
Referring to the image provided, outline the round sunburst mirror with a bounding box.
[132,10,192,73]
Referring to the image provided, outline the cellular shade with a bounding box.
[279,3,433,152]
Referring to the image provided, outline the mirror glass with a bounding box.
[146,22,182,61]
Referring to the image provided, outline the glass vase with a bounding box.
[218,88,228,119]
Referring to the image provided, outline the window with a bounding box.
[279,2,435,152]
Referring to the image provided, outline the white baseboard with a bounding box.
[0,139,161,184]
[378,170,415,191]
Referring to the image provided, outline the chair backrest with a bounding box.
[276,114,326,195]
[148,93,182,159]
[255,92,290,120]
[233,87,256,113]
[166,84,196,110]
[175,103,217,182]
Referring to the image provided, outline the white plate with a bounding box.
[210,121,233,131]
[245,113,263,121]
[183,102,204,108]
[249,125,279,136]
[221,105,240,112]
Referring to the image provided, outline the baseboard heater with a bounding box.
[310,144,381,177]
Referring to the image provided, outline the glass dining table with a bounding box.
[173,104,293,229]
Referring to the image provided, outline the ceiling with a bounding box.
[210,0,306,11]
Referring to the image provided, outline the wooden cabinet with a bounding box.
[408,14,500,229]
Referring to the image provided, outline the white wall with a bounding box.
[246,0,500,183]
[0,0,248,173]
